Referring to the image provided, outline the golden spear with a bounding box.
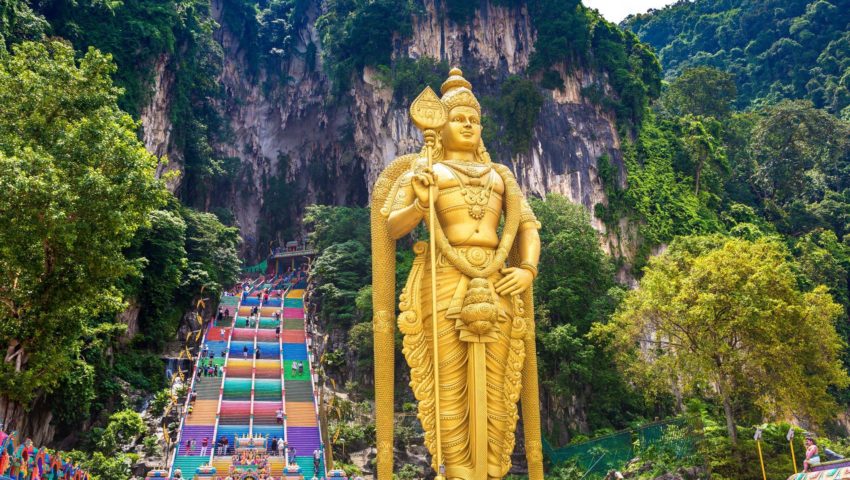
[410,86,448,480]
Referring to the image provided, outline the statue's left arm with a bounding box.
[495,198,541,296]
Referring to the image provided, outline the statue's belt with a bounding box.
[436,246,496,269]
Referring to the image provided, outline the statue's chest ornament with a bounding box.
[443,161,495,220]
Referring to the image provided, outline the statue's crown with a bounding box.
[440,67,481,115]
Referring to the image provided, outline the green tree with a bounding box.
[677,114,727,196]
[599,235,849,443]
[316,0,414,91]
[304,204,370,251]
[752,101,850,204]
[0,0,47,47]
[181,207,241,296]
[661,67,737,119]
[531,195,640,438]
[625,0,850,115]
[97,409,146,455]
[0,40,165,405]
[485,76,544,154]
[311,240,370,328]
[126,208,188,348]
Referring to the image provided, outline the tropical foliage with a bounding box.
[625,0,850,119]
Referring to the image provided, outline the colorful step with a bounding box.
[176,425,215,456]
[171,456,209,476]
[285,381,314,403]
[283,361,311,381]
[283,298,303,308]
[283,318,304,330]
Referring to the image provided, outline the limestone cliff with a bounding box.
[141,0,627,261]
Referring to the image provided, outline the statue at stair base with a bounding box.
[371,68,544,480]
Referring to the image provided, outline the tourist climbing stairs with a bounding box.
[169,271,325,479]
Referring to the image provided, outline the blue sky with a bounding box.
[583,0,678,23]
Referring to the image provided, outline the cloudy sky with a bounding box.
[582,0,678,23]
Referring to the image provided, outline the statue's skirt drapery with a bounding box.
[399,243,526,479]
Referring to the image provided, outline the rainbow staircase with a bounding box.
[169,274,325,479]
[281,278,325,477]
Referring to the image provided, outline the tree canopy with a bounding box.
[0,40,166,404]
[625,0,850,119]
[598,235,849,442]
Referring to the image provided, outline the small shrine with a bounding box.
[226,435,273,480]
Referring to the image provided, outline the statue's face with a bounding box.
[441,105,481,152]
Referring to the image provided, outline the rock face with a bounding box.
[141,0,625,260]
[0,396,55,447]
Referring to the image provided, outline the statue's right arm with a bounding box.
[386,172,425,239]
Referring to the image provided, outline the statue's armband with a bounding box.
[382,171,416,217]
[519,197,541,231]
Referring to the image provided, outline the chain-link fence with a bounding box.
[543,417,699,477]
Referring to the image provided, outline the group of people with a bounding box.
[0,431,89,480]
[184,436,211,457]
[216,307,232,324]
[242,345,263,359]
[199,350,221,377]
[291,361,306,377]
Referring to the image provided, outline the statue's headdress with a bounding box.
[440,67,481,115]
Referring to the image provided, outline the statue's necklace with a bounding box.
[443,162,494,220]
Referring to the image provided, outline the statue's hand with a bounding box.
[495,267,534,296]
[412,167,439,206]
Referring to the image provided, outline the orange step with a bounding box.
[185,400,218,425]
[284,402,318,427]
[269,457,285,476]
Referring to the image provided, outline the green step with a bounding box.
[219,296,240,307]
[254,379,283,401]
[283,319,303,330]
[285,380,313,402]
[193,378,222,401]
[223,378,252,400]
[171,456,208,476]
[283,361,311,381]
[295,457,324,478]
[259,318,280,329]
[283,298,303,308]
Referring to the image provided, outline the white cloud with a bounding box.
[582,0,678,23]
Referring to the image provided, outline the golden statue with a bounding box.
[371,68,544,480]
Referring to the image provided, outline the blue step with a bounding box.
[283,343,308,361]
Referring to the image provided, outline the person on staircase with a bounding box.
[277,438,285,458]
[243,345,248,359]
[200,437,209,457]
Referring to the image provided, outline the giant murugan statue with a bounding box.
[371,68,544,480]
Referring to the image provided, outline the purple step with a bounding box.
[177,425,215,456]
[286,426,321,452]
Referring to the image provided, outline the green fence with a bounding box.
[544,417,698,477]
[242,259,267,273]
